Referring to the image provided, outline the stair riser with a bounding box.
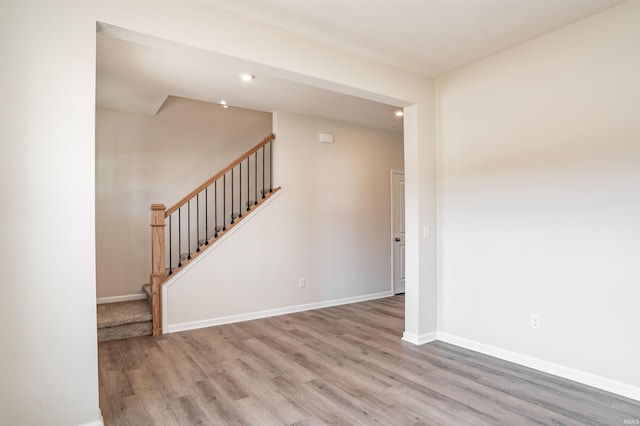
[98,321,152,342]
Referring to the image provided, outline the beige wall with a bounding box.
[165,111,404,327]
[96,98,272,298]
[436,1,640,397]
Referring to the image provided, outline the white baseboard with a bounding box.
[166,290,394,334]
[402,331,438,345]
[96,293,146,304]
[438,332,640,402]
[77,409,103,426]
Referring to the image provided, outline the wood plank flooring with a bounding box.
[98,295,640,425]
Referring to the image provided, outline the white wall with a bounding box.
[96,98,272,298]
[0,1,433,423]
[165,112,403,327]
[0,2,101,425]
[436,0,640,398]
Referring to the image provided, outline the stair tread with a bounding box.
[97,299,152,329]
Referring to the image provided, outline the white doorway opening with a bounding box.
[391,170,405,294]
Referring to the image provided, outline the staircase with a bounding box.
[97,133,279,341]
[97,299,152,342]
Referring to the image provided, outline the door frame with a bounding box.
[390,169,405,294]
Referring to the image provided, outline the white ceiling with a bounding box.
[96,0,626,132]
[204,0,626,76]
[96,28,406,132]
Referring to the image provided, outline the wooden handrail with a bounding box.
[165,133,275,217]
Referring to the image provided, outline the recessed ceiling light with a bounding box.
[394,110,404,117]
[239,73,255,82]
[220,99,227,105]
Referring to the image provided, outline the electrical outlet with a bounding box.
[299,278,305,288]
[530,314,540,329]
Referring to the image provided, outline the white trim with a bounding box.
[162,190,282,332]
[438,332,640,402]
[96,293,146,304]
[402,331,437,345]
[166,290,394,334]
[77,409,104,426]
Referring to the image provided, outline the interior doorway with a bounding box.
[391,170,405,294]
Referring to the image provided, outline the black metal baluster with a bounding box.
[231,168,235,224]
[205,187,209,244]
[239,162,243,218]
[246,157,250,212]
[254,151,258,205]
[269,140,273,193]
[223,174,227,231]
[187,200,191,259]
[178,207,182,267]
[168,215,173,275]
[214,181,218,238]
[196,193,200,252]
[262,146,266,199]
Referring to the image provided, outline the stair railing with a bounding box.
[149,133,277,335]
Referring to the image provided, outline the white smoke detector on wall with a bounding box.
[318,132,334,144]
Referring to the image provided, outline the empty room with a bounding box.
[1,0,639,425]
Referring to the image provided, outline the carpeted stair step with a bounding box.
[142,283,151,300]
[97,299,152,342]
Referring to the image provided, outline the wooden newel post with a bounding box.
[150,203,167,336]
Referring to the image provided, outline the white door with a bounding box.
[392,171,405,294]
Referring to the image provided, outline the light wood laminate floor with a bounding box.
[99,295,640,425]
